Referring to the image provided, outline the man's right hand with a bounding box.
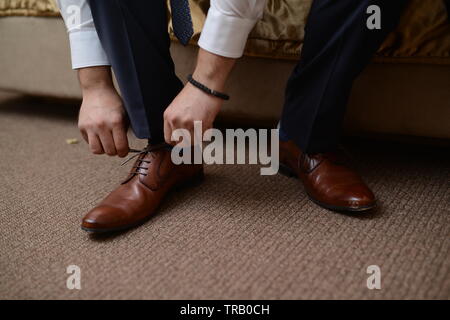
[77,66,129,158]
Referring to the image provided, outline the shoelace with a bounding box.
[120,144,169,176]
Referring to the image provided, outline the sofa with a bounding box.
[0,0,449,140]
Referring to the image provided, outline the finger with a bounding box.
[98,130,117,156]
[174,118,195,148]
[87,132,104,155]
[172,118,191,147]
[179,125,193,148]
[184,120,196,147]
[203,122,213,142]
[164,118,173,145]
[193,121,204,148]
[80,129,89,143]
[112,126,129,158]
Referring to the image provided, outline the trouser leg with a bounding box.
[280,0,408,153]
[445,0,450,20]
[89,0,183,142]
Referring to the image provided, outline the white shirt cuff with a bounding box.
[69,30,110,69]
[198,7,257,58]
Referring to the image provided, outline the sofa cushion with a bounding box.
[1,0,449,64]
[180,0,450,65]
[0,0,58,16]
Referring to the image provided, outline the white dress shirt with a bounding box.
[57,0,266,69]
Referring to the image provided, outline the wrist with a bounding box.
[78,66,115,93]
[187,74,230,101]
[192,48,236,92]
[81,86,117,100]
[191,69,226,92]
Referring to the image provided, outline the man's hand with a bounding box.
[164,49,236,146]
[77,66,129,157]
[163,83,222,146]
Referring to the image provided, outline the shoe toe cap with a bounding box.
[81,206,127,232]
[342,186,376,210]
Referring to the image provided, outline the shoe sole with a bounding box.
[81,171,205,234]
[278,163,376,213]
[81,219,150,234]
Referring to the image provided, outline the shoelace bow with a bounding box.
[120,144,168,176]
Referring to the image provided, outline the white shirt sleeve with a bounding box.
[56,0,110,69]
[198,0,267,58]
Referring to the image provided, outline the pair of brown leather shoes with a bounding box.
[82,140,375,233]
[279,140,376,212]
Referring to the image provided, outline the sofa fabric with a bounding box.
[0,0,58,16]
[2,0,450,64]
[186,0,450,64]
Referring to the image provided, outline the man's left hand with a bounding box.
[163,82,223,146]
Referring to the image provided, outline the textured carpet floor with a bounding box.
[0,93,449,300]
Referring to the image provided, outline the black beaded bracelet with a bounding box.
[187,74,230,101]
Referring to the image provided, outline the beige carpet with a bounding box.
[0,93,449,300]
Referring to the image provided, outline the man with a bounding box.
[57,0,407,233]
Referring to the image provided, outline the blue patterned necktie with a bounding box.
[170,0,194,45]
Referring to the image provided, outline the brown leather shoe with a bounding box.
[279,140,375,212]
[81,143,203,233]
